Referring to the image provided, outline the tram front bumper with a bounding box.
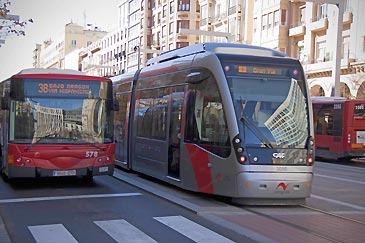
[236,171,313,199]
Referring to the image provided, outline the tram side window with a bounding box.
[136,88,169,139]
[184,76,230,158]
[114,93,129,142]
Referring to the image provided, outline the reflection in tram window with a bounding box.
[185,75,230,158]
[136,88,169,140]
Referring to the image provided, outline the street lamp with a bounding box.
[134,45,140,70]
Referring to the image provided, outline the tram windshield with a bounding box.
[222,61,310,149]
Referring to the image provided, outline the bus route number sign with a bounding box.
[38,82,92,95]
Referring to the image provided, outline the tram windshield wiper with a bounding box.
[240,115,274,149]
[240,99,274,149]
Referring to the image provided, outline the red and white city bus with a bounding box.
[0,68,115,181]
[312,96,365,160]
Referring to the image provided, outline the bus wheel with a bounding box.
[1,171,10,183]
[82,174,93,183]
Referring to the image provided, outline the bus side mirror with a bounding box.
[1,94,9,110]
[113,98,119,111]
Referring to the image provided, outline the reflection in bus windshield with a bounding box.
[11,97,113,144]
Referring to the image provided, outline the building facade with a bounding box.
[80,0,205,76]
[252,0,365,98]
[36,0,365,99]
[33,22,107,69]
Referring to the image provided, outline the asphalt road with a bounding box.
[0,175,251,243]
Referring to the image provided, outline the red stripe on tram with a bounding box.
[185,144,214,194]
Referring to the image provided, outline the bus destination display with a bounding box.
[22,79,103,98]
[38,82,91,95]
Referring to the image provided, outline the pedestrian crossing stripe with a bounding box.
[154,216,235,243]
[28,216,234,243]
[28,224,78,243]
[95,219,157,243]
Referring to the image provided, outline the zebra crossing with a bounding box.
[28,215,235,243]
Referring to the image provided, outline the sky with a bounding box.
[0,0,122,80]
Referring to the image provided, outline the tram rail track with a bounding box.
[239,204,365,243]
[300,204,365,225]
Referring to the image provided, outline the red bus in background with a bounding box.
[312,97,365,160]
[0,68,115,181]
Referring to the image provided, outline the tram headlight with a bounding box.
[307,136,315,166]
[307,137,315,166]
[233,134,247,164]
[239,156,246,163]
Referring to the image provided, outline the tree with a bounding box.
[0,0,33,46]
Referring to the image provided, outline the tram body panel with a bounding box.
[182,143,238,196]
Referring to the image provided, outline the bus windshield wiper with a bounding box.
[79,139,106,151]
[24,133,58,152]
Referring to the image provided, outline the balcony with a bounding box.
[343,11,353,25]
[308,17,328,32]
[289,25,305,37]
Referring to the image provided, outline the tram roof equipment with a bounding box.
[146,43,287,66]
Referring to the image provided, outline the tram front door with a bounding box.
[167,89,183,179]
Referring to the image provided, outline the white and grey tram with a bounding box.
[112,43,315,205]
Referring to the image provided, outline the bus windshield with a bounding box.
[223,62,310,149]
[9,79,113,144]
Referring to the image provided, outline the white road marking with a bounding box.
[315,174,365,185]
[95,219,157,243]
[311,194,365,211]
[29,224,78,243]
[154,215,235,243]
[28,217,236,242]
[0,193,142,204]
